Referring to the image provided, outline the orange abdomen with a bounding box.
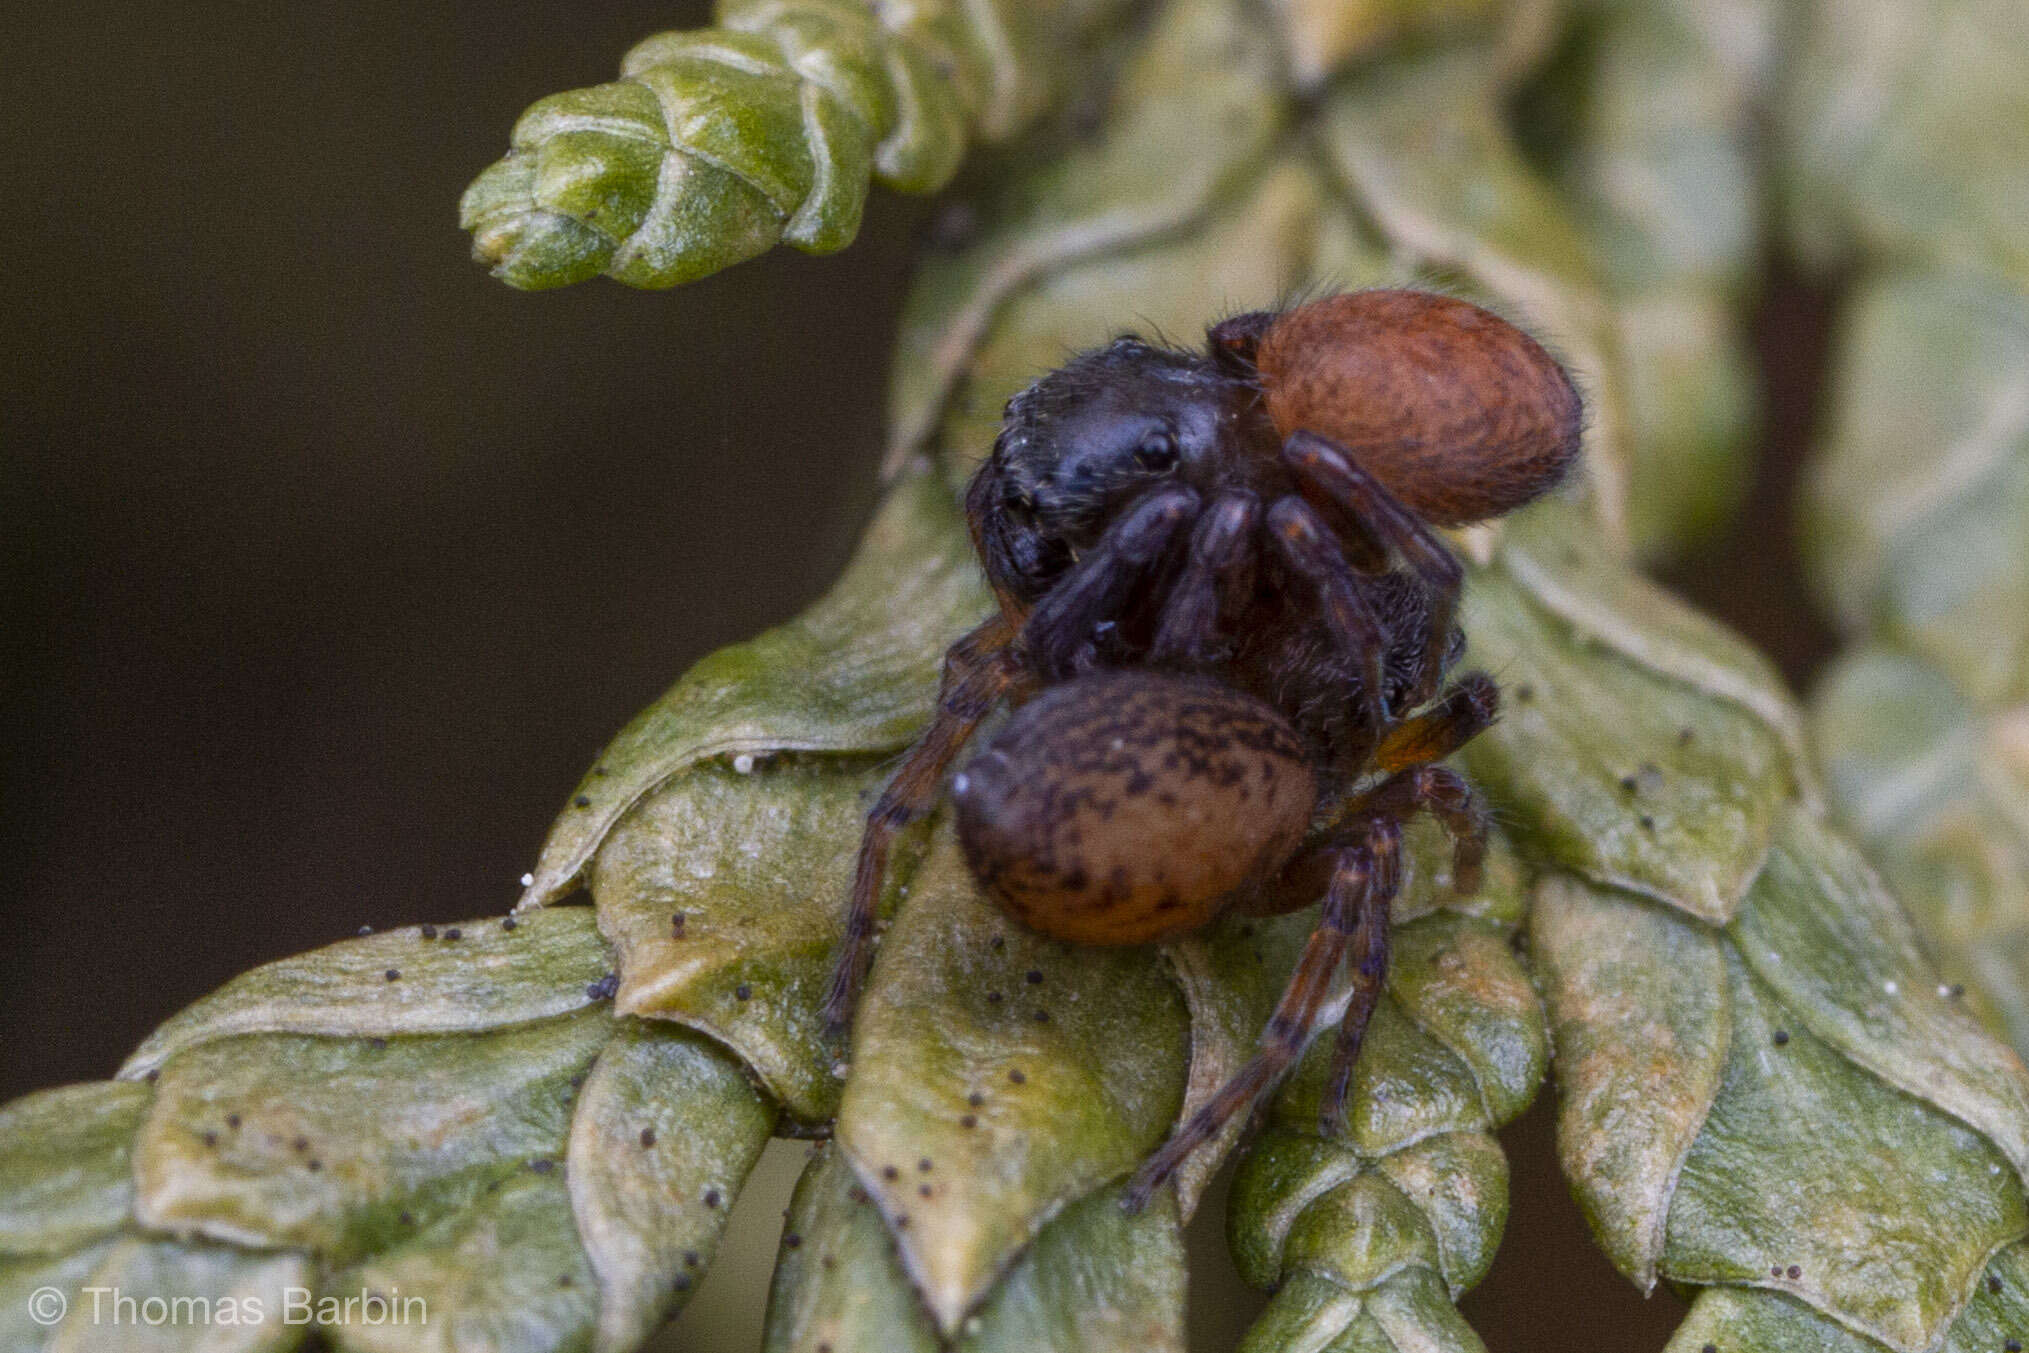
[1256,290,1582,526]
[953,673,1317,945]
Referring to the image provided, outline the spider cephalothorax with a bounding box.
[825,289,1581,1211]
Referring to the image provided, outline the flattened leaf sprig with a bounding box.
[2,911,776,1353]
[461,0,1137,290]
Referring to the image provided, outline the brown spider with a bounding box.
[821,289,1582,1212]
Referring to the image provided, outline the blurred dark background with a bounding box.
[3,5,1835,1350]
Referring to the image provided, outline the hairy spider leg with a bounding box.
[1319,826,1397,1137]
[1148,494,1260,666]
[1282,433,1466,708]
[820,617,1028,1033]
[1264,496,1390,760]
[1121,817,1401,1214]
[1339,763,1491,894]
[1022,485,1201,680]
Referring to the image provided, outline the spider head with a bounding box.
[967,337,1240,607]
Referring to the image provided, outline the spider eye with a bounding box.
[1134,430,1179,471]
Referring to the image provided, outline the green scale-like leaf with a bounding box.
[1528,0,1766,553]
[1227,834,1543,1353]
[0,909,777,1353]
[762,1143,1186,1353]
[521,467,988,910]
[1811,647,2029,1054]
[1461,499,1805,926]
[591,754,916,1125]
[834,821,1191,1331]
[884,0,1290,472]
[1802,271,2029,706]
[1781,0,2029,286]
[1534,803,2029,1353]
[462,0,1131,289]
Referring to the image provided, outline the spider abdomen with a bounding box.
[953,672,1317,945]
[1256,290,1582,526]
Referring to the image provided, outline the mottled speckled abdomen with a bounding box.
[953,672,1318,945]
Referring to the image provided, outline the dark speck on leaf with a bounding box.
[703,1189,722,1209]
[848,1186,868,1205]
[987,990,1003,1003]
[2006,1340,2021,1353]
[960,1114,978,1129]
[1679,727,1695,746]
[400,1212,414,1226]
[1620,775,1640,794]
[1773,1029,1790,1046]
[307,1159,323,1172]
[882,1165,900,1181]
[421,924,437,940]
[1950,984,1967,999]
[1989,1275,2003,1293]
[145,1069,159,1083]
[640,1128,657,1148]
[918,1158,932,1171]
[558,1275,574,1288]
[671,912,686,935]
[1515,684,1534,702]
[784,1233,802,1249]
[530,1158,555,1175]
[919,1183,933,1198]
[226,1114,241,1130]
[202,1131,218,1148]
[370,1037,388,1051]
[1771,1265,1784,1279]
[1703,1345,1717,1353]
[895,1214,911,1229]
[968,1091,985,1107]
[673,1273,693,1293]
[502,917,517,931]
[1025,969,1043,985]
[293,1137,309,1152]
[735,983,753,1001]
[682,1251,699,1268]
[1009,1069,1026,1084]
[1787,1265,1801,1279]
[587,974,619,1001]
[444,928,461,941]
[989,936,1005,951]
[574,795,592,808]
[1639,815,1656,832]
[1033,1009,1051,1023]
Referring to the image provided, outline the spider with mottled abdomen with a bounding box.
[821,289,1583,1211]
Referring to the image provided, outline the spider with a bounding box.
[820,289,1582,1212]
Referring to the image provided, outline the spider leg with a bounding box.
[1333,761,1490,895]
[1372,672,1498,773]
[1148,493,1259,666]
[1282,432,1465,707]
[1319,820,1399,1137]
[1022,486,1201,680]
[820,616,1028,1034]
[1265,495,1389,758]
[1121,819,1399,1214]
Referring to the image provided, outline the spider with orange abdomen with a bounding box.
[820,289,1582,1210]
